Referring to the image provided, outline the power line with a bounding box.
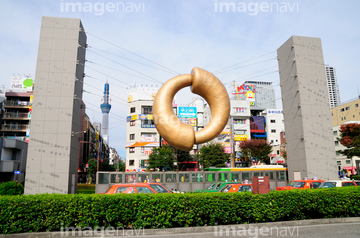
[86,62,152,82]
[85,31,181,75]
[215,58,277,75]
[87,49,163,84]
[213,51,276,74]
[89,47,176,75]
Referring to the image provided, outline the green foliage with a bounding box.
[238,139,272,164]
[1,188,360,234]
[0,181,24,195]
[148,146,174,171]
[337,123,360,158]
[87,159,97,175]
[77,184,95,194]
[198,143,230,168]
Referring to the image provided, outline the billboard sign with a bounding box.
[250,116,265,133]
[11,77,33,91]
[178,107,197,118]
[234,134,248,141]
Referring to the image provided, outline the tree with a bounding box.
[238,139,272,164]
[175,148,192,171]
[337,123,360,158]
[148,146,174,171]
[198,142,231,168]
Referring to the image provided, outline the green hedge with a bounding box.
[1,187,360,234]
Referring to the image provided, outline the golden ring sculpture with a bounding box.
[153,67,230,151]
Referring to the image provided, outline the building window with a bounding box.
[346,106,350,110]
[334,141,339,146]
[142,119,154,126]
[129,160,134,166]
[277,150,280,155]
[337,161,341,165]
[271,140,274,144]
[129,134,135,140]
[130,107,136,113]
[271,129,276,133]
[270,119,276,123]
[346,160,351,165]
[129,147,135,153]
[333,131,337,136]
[336,151,341,156]
[340,108,344,112]
[344,116,346,120]
[142,106,152,114]
[276,139,278,142]
[356,104,359,108]
[130,120,136,126]
[331,113,333,116]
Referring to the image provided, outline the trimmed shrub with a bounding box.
[0,181,24,195]
[0,187,360,234]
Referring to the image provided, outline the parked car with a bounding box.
[276,180,301,191]
[317,180,357,188]
[219,183,253,193]
[292,179,325,189]
[104,183,171,194]
[195,182,244,193]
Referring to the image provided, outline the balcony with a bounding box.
[2,112,30,120]
[4,100,30,108]
[1,124,29,132]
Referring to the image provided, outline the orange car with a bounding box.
[292,179,325,190]
[276,180,301,191]
[104,183,171,194]
[219,183,253,193]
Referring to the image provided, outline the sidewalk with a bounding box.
[1,217,360,238]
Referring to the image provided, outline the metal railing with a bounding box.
[95,170,288,193]
[1,124,29,130]
[3,112,30,119]
[4,100,30,107]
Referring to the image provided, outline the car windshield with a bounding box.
[206,183,216,190]
[149,184,170,193]
[294,182,305,188]
[312,182,322,189]
[319,182,336,188]
[288,181,297,186]
[239,185,252,192]
[220,185,232,192]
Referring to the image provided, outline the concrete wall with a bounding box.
[277,36,337,180]
[24,17,86,194]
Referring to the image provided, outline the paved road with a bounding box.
[2,219,360,238]
[133,222,360,238]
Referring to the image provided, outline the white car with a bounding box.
[318,180,357,188]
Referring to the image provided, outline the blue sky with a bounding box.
[1,0,359,158]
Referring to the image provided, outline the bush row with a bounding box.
[1,187,360,234]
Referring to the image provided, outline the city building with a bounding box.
[25,17,87,194]
[277,35,338,181]
[263,109,285,164]
[330,96,360,175]
[325,66,341,109]
[231,81,276,110]
[125,86,160,171]
[331,96,360,126]
[0,78,33,183]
